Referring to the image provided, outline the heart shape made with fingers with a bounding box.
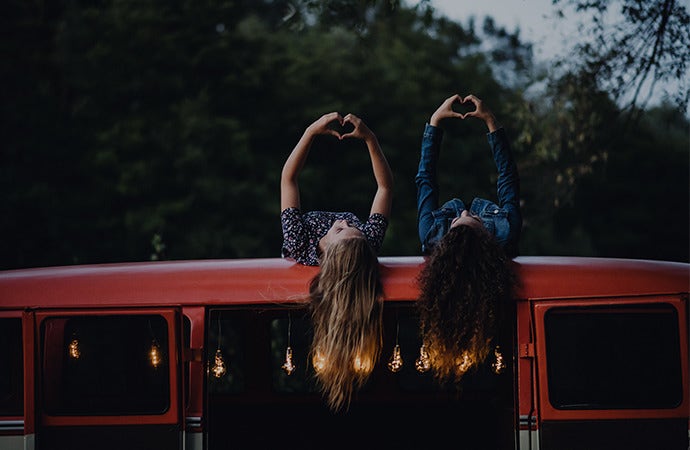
[451,96,477,117]
[326,117,355,137]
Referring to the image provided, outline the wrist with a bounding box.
[485,114,498,133]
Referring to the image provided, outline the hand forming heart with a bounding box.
[451,96,478,118]
[326,115,355,137]
[320,112,373,140]
[430,93,490,127]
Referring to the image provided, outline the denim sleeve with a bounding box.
[415,124,443,244]
[488,128,522,253]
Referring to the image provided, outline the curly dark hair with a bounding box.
[416,225,516,385]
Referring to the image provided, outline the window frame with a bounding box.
[35,308,183,427]
[533,295,689,421]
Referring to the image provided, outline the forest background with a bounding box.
[2,0,689,270]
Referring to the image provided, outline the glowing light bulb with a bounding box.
[457,351,473,373]
[491,346,505,374]
[312,351,326,373]
[353,354,372,373]
[387,344,403,373]
[281,346,296,375]
[149,340,162,368]
[68,337,80,359]
[211,349,227,378]
[415,344,431,373]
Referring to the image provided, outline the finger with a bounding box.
[324,129,342,139]
[462,94,479,105]
[344,113,361,123]
[321,112,342,126]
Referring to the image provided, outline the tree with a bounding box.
[552,0,690,115]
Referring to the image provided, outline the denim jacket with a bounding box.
[415,123,522,257]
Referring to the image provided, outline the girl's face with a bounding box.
[320,219,364,250]
[450,209,483,230]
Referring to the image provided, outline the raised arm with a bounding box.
[280,112,343,211]
[341,114,394,219]
[464,94,522,253]
[462,95,517,206]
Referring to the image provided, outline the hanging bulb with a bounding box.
[387,344,403,373]
[211,349,227,378]
[491,346,505,374]
[281,346,296,375]
[149,340,162,368]
[312,351,326,374]
[415,344,431,373]
[68,335,81,359]
[457,351,474,373]
[353,354,373,373]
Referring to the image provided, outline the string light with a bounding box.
[415,344,431,373]
[211,317,227,378]
[68,334,81,359]
[456,351,473,373]
[353,354,373,373]
[281,346,296,375]
[149,339,162,368]
[146,319,164,369]
[211,348,227,378]
[281,312,296,375]
[312,351,326,373]
[491,346,505,374]
[387,318,403,373]
[387,345,403,373]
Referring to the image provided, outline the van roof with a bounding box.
[0,256,687,309]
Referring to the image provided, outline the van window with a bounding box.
[206,306,515,449]
[545,303,682,409]
[0,318,23,416]
[41,315,170,415]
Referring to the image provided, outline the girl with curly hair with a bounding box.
[415,94,521,385]
[281,112,393,411]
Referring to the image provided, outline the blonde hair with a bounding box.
[309,237,383,412]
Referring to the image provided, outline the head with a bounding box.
[309,237,383,412]
[318,219,365,256]
[416,224,515,385]
[450,209,484,231]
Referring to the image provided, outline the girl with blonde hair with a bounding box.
[280,112,393,411]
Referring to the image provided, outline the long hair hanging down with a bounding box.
[309,237,383,412]
[416,225,516,385]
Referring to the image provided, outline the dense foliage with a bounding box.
[2,0,687,269]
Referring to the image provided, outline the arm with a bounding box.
[416,94,462,243]
[464,94,522,251]
[280,112,343,211]
[462,94,518,208]
[341,114,394,219]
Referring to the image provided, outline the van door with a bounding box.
[32,308,184,450]
[532,296,688,450]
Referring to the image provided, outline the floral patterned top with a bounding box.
[280,207,388,266]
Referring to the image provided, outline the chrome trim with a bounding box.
[0,420,24,432]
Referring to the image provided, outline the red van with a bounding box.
[1,256,687,449]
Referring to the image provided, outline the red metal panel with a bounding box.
[0,257,688,310]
